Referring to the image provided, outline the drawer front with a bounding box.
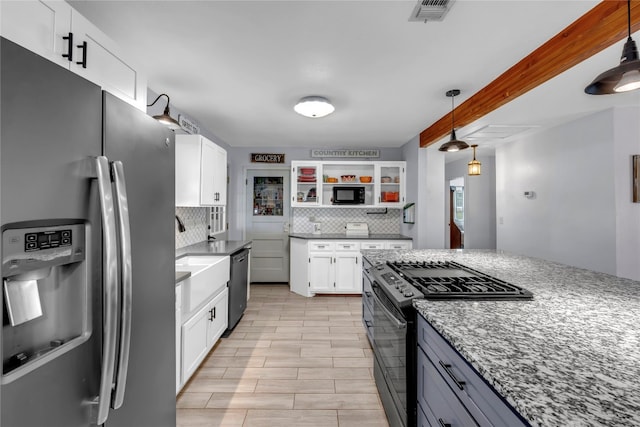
[335,241,360,251]
[417,346,477,427]
[361,241,384,250]
[417,316,527,427]
[385,241,412,250]
[308,241,334,251]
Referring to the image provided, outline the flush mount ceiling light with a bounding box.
[438,89,469,152]
[294,96,335,118]
[585,0,640,94]
[468,144,481,176]
[147,93,181,130]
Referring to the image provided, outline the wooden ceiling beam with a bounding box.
[419,0,640,148]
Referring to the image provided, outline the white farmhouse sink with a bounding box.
[176,256,230,316]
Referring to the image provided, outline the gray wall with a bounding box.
[496,107,640,280]
[400,136,446,249]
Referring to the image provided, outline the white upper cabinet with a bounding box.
[291,160,406,208]
[0,0,71,68]
[176,135,227,207]
[0,0,147,110]
[291,162,322,207]
[375,162,406,207]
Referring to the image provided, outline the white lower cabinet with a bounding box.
[360,240,413,250]
[181,288,228,385]
[306,242,362,295]
[175,285,182,395]
[334,242,362,293]
[309,252,334,292]
[292,238,414,297]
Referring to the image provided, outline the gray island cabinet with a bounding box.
[417,315,527,427]
[362,249,640,427]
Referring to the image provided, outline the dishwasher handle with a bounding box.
[232,249,249,263]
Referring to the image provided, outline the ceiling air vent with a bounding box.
[409,0,455,22]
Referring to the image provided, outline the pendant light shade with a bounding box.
[147,93,181,130]
[585,0,640,95]
[294,96,335,118]
[468,144,481,176]
[439,89,469,152]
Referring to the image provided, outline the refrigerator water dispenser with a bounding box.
[1,220,91,382]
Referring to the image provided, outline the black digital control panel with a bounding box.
[24,229,72,252]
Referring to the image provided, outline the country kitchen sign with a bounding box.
[251,153,286,164]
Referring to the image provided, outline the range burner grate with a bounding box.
[387,260,533,299]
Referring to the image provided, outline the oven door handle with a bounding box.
[371,282,407,329]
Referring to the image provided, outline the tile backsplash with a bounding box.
[292,207,401,234]
[175,207,208,249]
[176,206,402,248]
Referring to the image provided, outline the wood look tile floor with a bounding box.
[177,284,389,427]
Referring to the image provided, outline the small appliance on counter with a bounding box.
[345,222,369,236]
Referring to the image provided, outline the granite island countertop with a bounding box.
[363,249,640,427]
[176,240,252,259]
[289,233,412,240]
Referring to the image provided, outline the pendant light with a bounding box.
[147,93,181,130]
[438,89,469,152]
[294,96,335,118]
[585,0,640,94]
[468,144,481,176]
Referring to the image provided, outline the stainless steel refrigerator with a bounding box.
[1,37,176,426]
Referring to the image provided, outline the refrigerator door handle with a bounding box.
[93,156,119,425]
[111,160,133,410]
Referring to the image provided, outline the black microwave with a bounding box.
[332,186,365,205]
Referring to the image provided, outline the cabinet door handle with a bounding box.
[438,419,452,427]
[76,41,87,68]
[438,361,466,390]
[62,32,73,61]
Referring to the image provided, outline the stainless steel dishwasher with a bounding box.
[227,248,249,331]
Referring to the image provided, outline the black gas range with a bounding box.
[364,258,532,427]
[383,260,533,304]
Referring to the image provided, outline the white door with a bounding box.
[245,169,290,283]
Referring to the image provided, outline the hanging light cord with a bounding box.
[627,0,632,41]
[451,95,455,130]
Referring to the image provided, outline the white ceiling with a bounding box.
[70,0,640,155]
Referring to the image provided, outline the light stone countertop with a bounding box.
[362,249,640,427]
